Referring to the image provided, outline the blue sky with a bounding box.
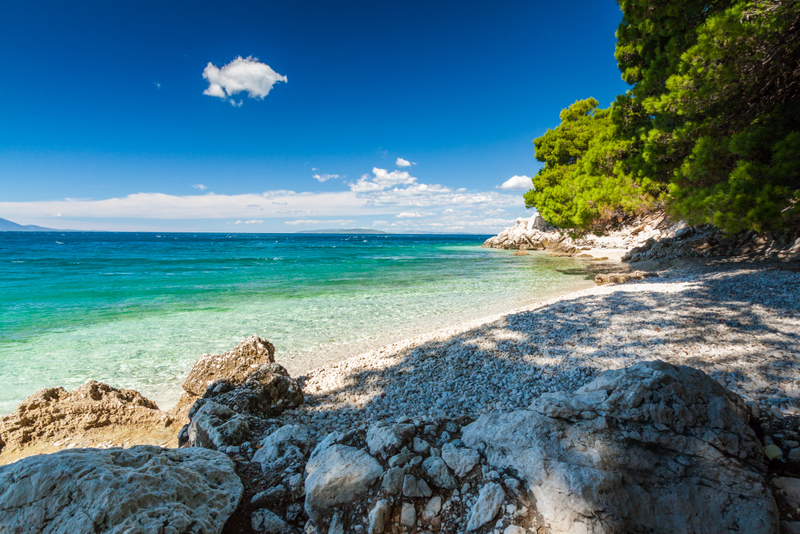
[0,0,628,233]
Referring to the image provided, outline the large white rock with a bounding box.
[187,400,249,450]
[252,424,310,469]
[0,445,242,534]
[441,442,480,477]
[304,444,383,526]
[462,361,779,534]
[467,482,505,531]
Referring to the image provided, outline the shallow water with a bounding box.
[0,232,598,413]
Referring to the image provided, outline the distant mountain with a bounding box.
[297,228,391,235]
[0,217,58,232]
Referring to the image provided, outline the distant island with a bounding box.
[297,228,391,235]
[0,217,58,232]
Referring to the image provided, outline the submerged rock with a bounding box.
[594,270,659,285]
[182,335,275,396]
[462,360,779,534]
[0,445,242,534]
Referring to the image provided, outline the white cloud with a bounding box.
[350,168,418,192]
[192,184,208,191]
[499,175,532,190]
[312,173,340,182]
[396,158,414,167]
[396,211,434,218]
[203,56,287,105]
[285,219,356,226]
[234,219,263,224]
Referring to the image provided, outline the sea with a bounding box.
[0,232,600,414]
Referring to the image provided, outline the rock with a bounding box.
[466,482,505,531]
[368,500,390,534]
[182,335,275,396]
[252,508,296,534]
[0,445,242,533]
[366,422,403,456]
[327,513,344,534]
[503,526,526,534]
[783,521,800,534]
[186,401,250,450]
[304,444,383,526]
[413,437,431,454]
[403,474,432,497]
[252,424,311,470]
[0,380,171,453]
[400,502,416,527]
[194,363,303,418]
[462,361,779,534]
[764,443,783,461]
[423,496,442,520]
[422,456,456,489]
[780,477,800,510]
[512,250,529,256]
[381,467,406,493]
[441,442,480,477]
[594,271,659,285]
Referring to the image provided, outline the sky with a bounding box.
[0,0,629,233]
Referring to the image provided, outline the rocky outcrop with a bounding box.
[462,360,779,533]
[594,270,659,285]
[179,362,303,448]
[183,335,276,396]
[624,225,800,262]
[0,380,173,454]
[483,213,672,253]
[0,445,242,534]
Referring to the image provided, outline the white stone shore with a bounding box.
[279,260,800,442]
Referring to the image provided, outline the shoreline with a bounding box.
[3,250,798,466]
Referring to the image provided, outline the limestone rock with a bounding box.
[252,424,311,471]
[0,380,171,454]
[366,422,403,456]
[402,474,432,497]
[182,335,275,396]
[422,456,456,489]
[462,361,779,533]
[0,445,242,534]
[466,482,505,531]
[594,271,659,285]
[186,401,249,450]
[304,444,383,526]
[400,502,416,527]
[441,442,479,477]
[194,363,303,417]
[252,508,296,534]
[368,500,390,534]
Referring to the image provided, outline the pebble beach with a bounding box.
[280,260,800,442]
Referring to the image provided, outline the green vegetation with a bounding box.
[526,0,800,233]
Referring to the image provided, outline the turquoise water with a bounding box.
[0,232,596,413]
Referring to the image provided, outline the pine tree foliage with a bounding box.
[527,0,800,232]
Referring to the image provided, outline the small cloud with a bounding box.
[203,56,287,106]
[396,158,415,167]
[312,167,319,171]
[192,184,208,191]
[53,213,62,217]
[499,175,532,191]
[396,211,434,218]
[153,81,161,89]
[350,168,417,192]
[244,220,263,224]
[312,173,341,182]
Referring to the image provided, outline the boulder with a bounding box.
[0,380,172,454]
[366,422,403,457]
[182,335,275,396]
[251,508,296,534]
[466,482,505,531]
[594,270,659,285]
[0,445,242,534]
[441,442,480,477]
[252,424,311,471]
[304,444,383,526]
[186,401,250,450]
[192,363,303,418]
[462,361,779,534]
